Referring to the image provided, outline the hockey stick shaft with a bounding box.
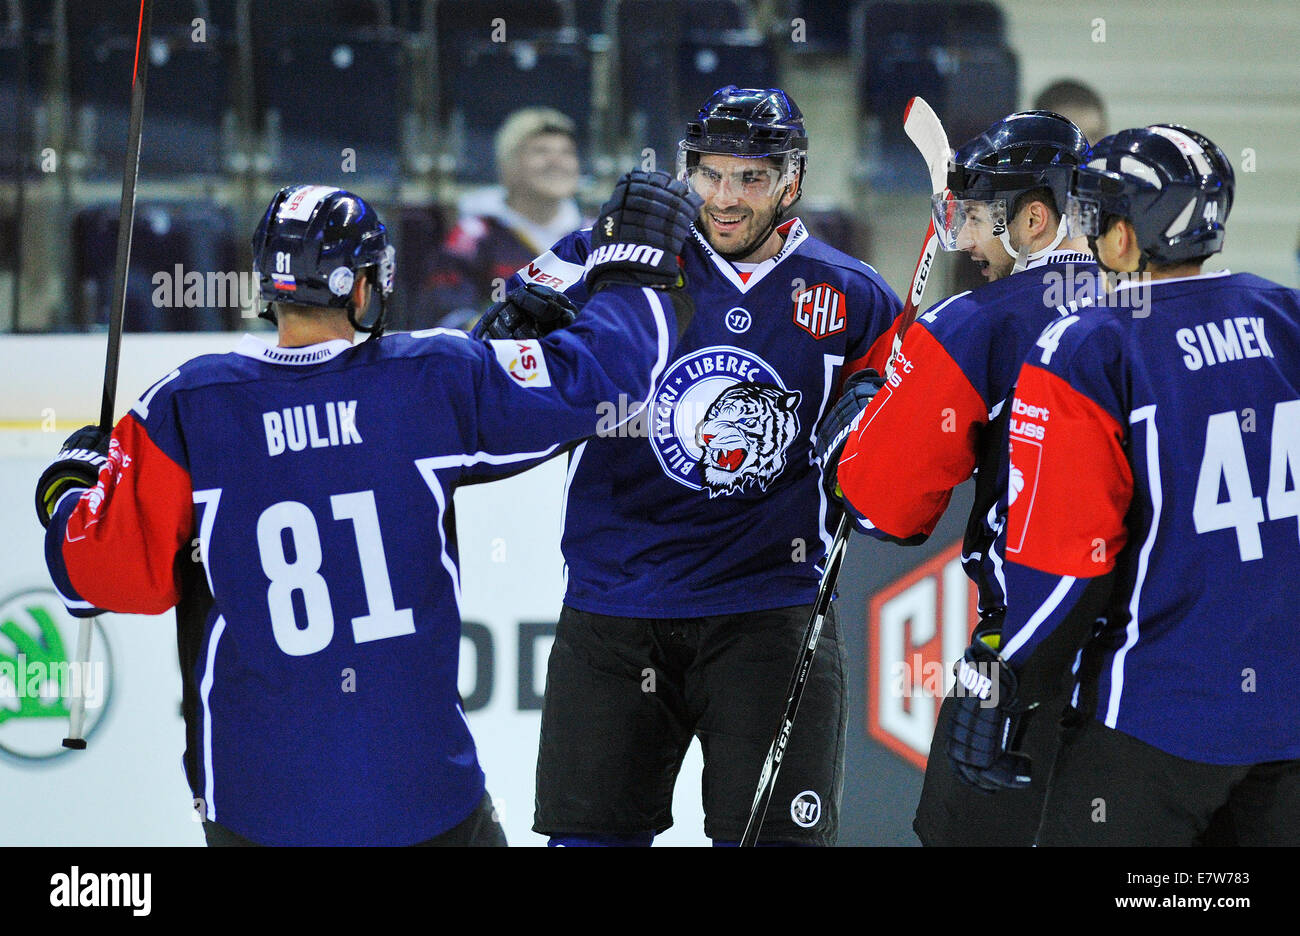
[65,0,154,751]
[740,512,850,846]
[98,0,153,432]
[740,98,949,843]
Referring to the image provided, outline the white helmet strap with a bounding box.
[1004,215,1069,274]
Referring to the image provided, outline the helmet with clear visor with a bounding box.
[932,111,1089,257]
[676,85,808,205]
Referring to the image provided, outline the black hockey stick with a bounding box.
[64,0,155,750]
[740,97,950,844]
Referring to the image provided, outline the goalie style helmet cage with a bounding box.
[252,185,396,337]
[1068,124,1234,267]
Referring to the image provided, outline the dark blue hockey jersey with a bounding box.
[508,219,903,616]
[43,284,680,845]
[1002,271,1300,764]
[837,250,1099,617]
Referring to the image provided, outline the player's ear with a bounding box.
[780,169,801,210]
[350,274,372,312]
[1033,201,1053,238]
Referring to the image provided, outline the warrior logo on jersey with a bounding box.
[695,383,801,497]
[649,346,800,495]
[793,283,846,339]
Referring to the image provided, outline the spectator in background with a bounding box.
[411,107,586,329]
[1032,79,1108,143]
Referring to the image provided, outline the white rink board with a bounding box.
[0,334,708,847]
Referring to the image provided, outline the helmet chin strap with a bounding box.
[348,269,387,341]
[1002,216,1068,274]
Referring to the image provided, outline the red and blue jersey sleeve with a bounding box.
[836,302,987,540]
[44,376,196,617]
[1002,315,1132,664]
[841,264,904,382]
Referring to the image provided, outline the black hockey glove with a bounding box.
[946,628,1034,793]
[471,283,578,341]
[35,424,110,528]
[584,170,702,292]
[814,368,886,503]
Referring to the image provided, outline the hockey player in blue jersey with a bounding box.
[815,111,1100,846]
[33,174,701,846]
[975,125,1300,844]
[513,86,903,846]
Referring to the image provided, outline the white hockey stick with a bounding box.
[740,98,950,845]
[887,96,952,374]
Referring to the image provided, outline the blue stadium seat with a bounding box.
[853,0,1017,190]
[0,8,56,179]
[442,38,590,183]
[248,0,389,31]
[798,207,866,260]
[256,26,407,181]
[387,0,425,32]
[784,0,855,54]
[73,201,242,332]
[432,0,569,122]
[70,30,231,178]
[387,201,449,331]
[65,0,215,52]
[573,0,608,36]
[0,29,24,176]
[613,0,762,165]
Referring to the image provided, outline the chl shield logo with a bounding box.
[0,589,114,760]
[793,283,846,339]
[790,790,821,828]
[867,542,979,771]
[648,347,800,496]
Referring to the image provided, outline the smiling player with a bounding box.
[508,85,903,846]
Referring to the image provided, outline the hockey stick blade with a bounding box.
[888,98,952,378]
[904,97,950,197]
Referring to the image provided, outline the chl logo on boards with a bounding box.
[866,542,979,770]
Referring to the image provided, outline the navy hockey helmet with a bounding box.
[251,185,395,336]
[935,111,1089,256]
[1067,125,1234,268]
[677,86,808,201]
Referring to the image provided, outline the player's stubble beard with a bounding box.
[700,188,787,262]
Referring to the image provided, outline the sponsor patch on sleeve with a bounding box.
[491,339,552,388]
[517,250,585,291]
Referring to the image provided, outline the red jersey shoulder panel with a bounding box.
[837,323,986,539]
[1005,363,1132,576]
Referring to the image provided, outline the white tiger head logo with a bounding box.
[694,383,802,497]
